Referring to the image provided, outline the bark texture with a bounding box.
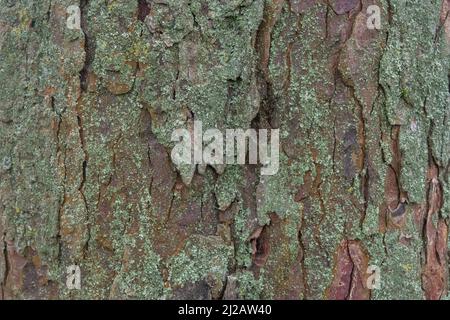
[0,0,449,300]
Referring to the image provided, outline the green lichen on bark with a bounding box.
[0,0,449,300]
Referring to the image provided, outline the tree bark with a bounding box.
[0,0,449,300]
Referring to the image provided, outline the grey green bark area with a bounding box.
[0,0,449,300]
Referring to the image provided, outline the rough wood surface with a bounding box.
[0,0,449,300]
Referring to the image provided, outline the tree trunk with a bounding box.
[0,0,449,300]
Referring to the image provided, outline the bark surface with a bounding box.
[0,0,449,300]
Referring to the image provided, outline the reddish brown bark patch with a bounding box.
[330,0,359,15]
[327,240,370,300]
[3,243,57,299]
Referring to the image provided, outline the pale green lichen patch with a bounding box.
[233,206,254,268]
[109,245,167,299]
[168,234,233,287]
